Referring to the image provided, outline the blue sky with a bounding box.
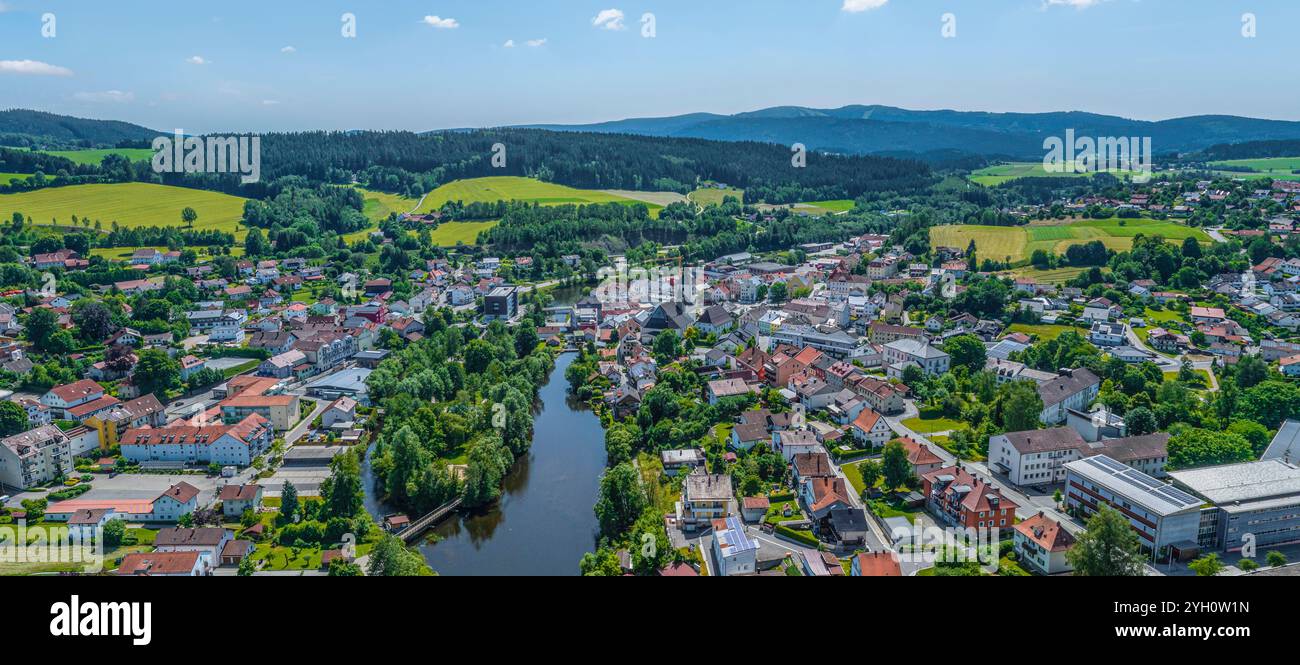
[0,0,1296,133]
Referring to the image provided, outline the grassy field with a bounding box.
[357,187,419,222]
[795,199,855,215]
[1208,157,1300,178]
[969,162,1146,186]
[41,148,155,165]
[901,415,966,434]
[931,218,1210,264]
[1007,322,1083,342]
[688,187,744,208]
[1002,266,1091,284]
[1163,369,1212,387]
[427,221,498,246]
[0,183,248,235]
[0,173,30,185]
[414,176,658,215]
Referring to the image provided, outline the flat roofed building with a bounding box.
[1064,455,1203,557]
[1170,459,1300,552]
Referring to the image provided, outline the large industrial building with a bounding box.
[1169,459,1300,553]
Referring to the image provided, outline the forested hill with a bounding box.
[1194,139,1300,161]
[246,129,932,203]
[522,105,1300,159]
[0,109,158,149]
[0,109,934,204]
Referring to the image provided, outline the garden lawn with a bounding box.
[902,415,966,434]
[1007,323,1081,342]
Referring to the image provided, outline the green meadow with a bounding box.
[0,182,249,235]
[932,218,1210,264]
[415,176,660,215]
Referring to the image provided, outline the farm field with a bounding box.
[414,176,660,215]
[1002,266,1091,285]
[0,183,248,235]
[40,148,155,165]
[931,217,1210,264]
[0,173,29,185]
[1208,157,1300,177]
[601,189,687,207]
[688,186,744,208]
[969,161,1149,186]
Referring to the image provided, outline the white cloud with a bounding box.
[842,0,888,12]
[503,39,516,48]
[281,46,296,53]
[0,60,73,76]
[186,55,208,65]
[591,9,626,30]
[526,38,547,47]
[0,2,11,13]
[72,90,134,103]
[262,99,280,106]
[422,15,459,29]
[1042,0,1111,8]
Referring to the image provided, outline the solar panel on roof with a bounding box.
[1092,456,1128,472]
[1157,485,1201,505]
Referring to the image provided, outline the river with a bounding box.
[361,285,607,575]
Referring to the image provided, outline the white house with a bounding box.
[1089,321,1126,347]
[711,516,758,576]
[774,429,821,462]
[850,409,893,449]
[1013,512,1075,575]
[119,415,273,468]
[883,339,950,378]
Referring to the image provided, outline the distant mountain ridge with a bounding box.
[0,109,159,149]
[6,106,1300,162]
[520,105,1300,160]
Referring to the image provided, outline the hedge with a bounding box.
[774,525,821,548]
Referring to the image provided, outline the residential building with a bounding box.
[0,425,72,490]
[47,481,200,524]
[118,550,212,576]
[883,339,950,378]
[680,473,733,532]
[40,379,105,419]
[710,516,758,576]
[660,449,706,476]
[220,394,300,431]
[990,427,1170,485]
[1013,512,1075,575]
[850,551,902,577]
[851,409,893,450]
[83,394,167,450]
[920,465,1018,530]
[120,414,274,467]
[483,286,518,321]
[1038,368,1101,425]
[218,483,264,517]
